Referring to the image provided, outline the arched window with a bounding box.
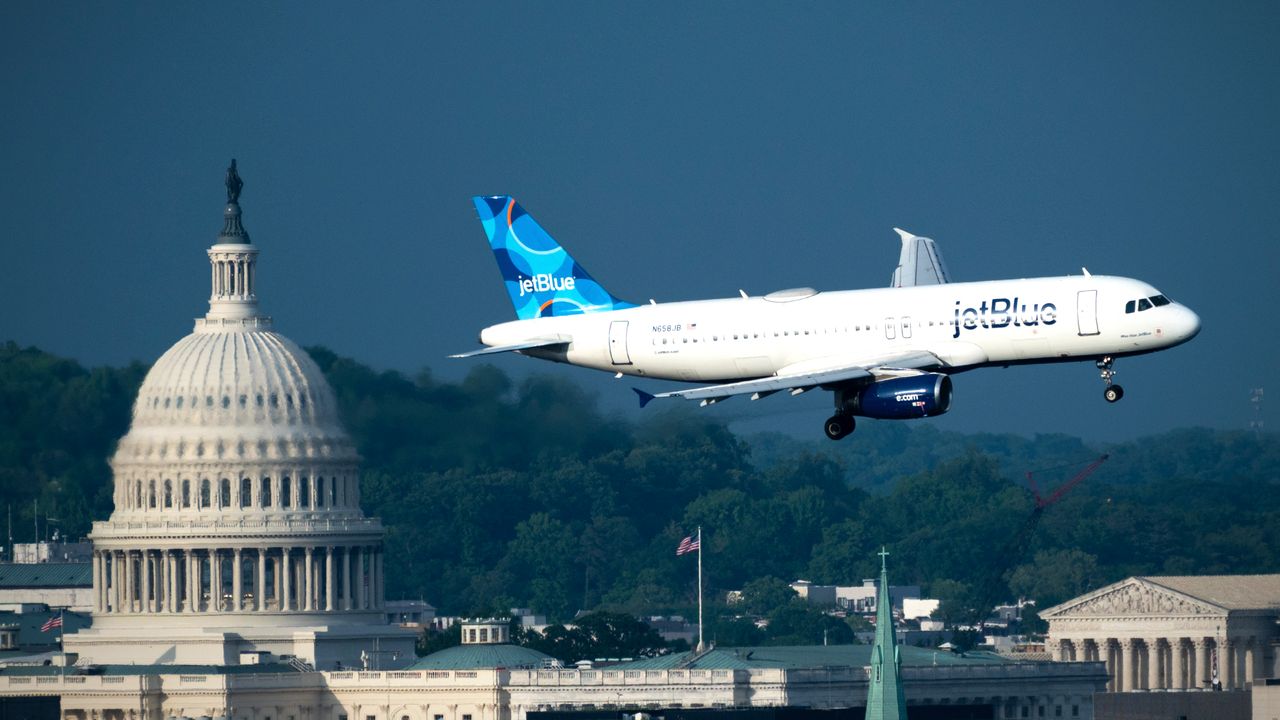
[241,478,252,508]
[182,480,191,508]
[300,478,310,508]
[261,477,272,507]
[148,480,157,508]
[330,477,338,507]
[316,478,325,508]
[163,480,172,508]
[135,481,143,509]
[220,479,231,508]
[199,479,211,508]
[282,476,292,508]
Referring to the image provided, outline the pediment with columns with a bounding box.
[1040,577,1227,619]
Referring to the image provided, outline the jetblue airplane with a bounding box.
[453,196,1200,440]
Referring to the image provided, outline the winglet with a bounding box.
[633,387,656,409]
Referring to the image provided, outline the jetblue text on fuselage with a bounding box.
[953,298,1057,338]
[517,273,576,297]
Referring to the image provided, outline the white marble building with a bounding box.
[1041,574,1280,692]
[62,164,414,670]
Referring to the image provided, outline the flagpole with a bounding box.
[697,525,704,652]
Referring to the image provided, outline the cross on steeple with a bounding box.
[879,546,890,572]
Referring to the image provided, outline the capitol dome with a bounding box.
[69,161,415,670]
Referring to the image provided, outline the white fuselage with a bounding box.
[479,275,1201,382]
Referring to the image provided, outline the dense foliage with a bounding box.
[4,341,1279,633]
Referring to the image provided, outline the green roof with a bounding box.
[616,644,1016,671]
[0,563,92,588]
[0,663,300,677]
[409,644,554,670]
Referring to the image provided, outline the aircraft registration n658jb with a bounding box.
[453,196,1201,440]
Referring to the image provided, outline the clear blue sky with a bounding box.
[3,2,1277,439]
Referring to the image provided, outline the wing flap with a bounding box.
[639,350,945,405]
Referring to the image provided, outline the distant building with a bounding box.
[0,564,92,611]
[790,580,837,605]
[10,541,92,565]
[1041,574,1280,692]
[836,578,923,613]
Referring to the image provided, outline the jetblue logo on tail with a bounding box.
[473,195,635,320]
[519,273,577,297]
[953,298,1057,338]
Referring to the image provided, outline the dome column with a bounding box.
[141,550,152,613]
[325,547,336,611]
[232,549,243,611]
[256,549,266,611]
[342,547,352,611]
[304,546,315,611]
[281,547,292,611]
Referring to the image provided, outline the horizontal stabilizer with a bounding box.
[449,338,568,359]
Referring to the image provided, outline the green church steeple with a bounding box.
[865,547,907,720]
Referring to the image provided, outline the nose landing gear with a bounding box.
[1097,356,1124,403]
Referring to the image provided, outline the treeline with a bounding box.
[3,340,1279,628]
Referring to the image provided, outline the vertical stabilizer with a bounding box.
[473,196,635,319]
[890,228,952,287]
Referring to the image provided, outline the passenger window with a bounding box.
[1125,300,1135,314]
[1138,298,1152,311]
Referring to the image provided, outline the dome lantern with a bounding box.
[200,159,271,329]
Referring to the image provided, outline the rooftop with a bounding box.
[0,563,92,588]
[616,644,1015,671]
[409,643,554,671]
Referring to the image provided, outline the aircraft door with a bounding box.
[884,318,896,340]
[1077,290,1100,336]
[609,320,632,365]
[901,317,912,339]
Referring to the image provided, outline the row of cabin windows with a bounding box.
[1124,294,1171,314]
[128,475,353,510]
[652,317,972,346]
[149,392,308,410]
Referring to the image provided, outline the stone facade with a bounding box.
[1041,575,1280,693]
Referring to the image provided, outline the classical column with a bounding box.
[281,548,292,611]
[342,547,352,610]
[142,551,153,613]
[375,547,384,609]
[1152,638,1162,691]
[256,549,267,611]
[1121,639,1137,692]
[92,551,102,612]
[273,553,283,608]
[352,546,364,609]
[1193,639,1209,689]
[1100,638,1111,691]
[233,549,243,611]
[1171,638,1186,690]
[325,547,336,611]
[1222,638,1235,689]
[304,546,315,611]
[1245,638,1257,687]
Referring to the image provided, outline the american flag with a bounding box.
[40,614,62,632]
[676,535,700,556]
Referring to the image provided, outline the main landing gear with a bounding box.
[825,388,857,440]
[1097,356,1124,403]
[824,413,855,440]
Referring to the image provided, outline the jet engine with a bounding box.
[851,373,953,419]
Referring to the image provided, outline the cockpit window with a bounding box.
[1137,298,1153,311]
[1150,294,1171,307]
[1125,300,1136,314]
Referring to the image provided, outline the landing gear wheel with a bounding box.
[1096,356,1123,403]
[824,414,855,440]
[1104,385,1124,403]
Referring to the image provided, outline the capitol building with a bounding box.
[65,162,415,671]
[0,166,1115,720]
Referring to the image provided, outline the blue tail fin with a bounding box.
[473,196,635,320]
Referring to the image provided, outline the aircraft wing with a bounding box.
[448,338,569,359]
[635,350,945,406]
